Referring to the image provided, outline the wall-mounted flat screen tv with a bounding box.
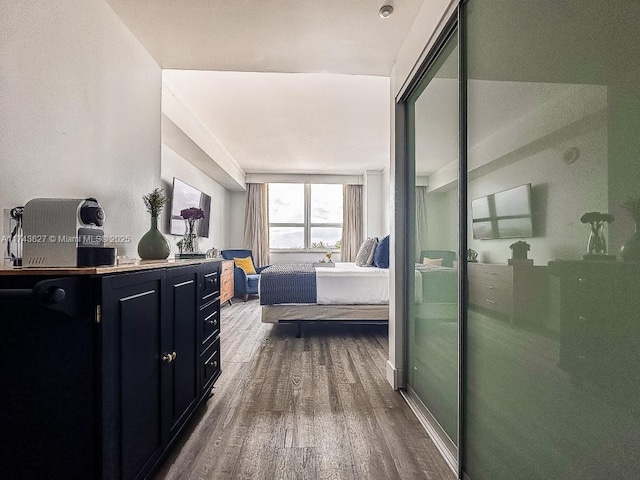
[471,183,533,239]
[170,177,211,237]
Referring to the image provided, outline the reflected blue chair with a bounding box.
[220,249,269,301]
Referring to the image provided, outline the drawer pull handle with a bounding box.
[578,277,586,283]
[578,315,586,322]
[489,272,498,276]
[208,360,218,368]
[485,285,495,289]
[486,299,495,304]
[162,351,177,363]
[207,319,218,326]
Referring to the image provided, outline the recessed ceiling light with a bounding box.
[379,5,393,18]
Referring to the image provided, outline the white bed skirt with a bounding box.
[261,304,389,324]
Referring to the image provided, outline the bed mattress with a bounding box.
[315,262,389,304]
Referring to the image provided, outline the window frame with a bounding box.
[269,183,343,252]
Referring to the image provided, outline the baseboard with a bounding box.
[386,360,405,390]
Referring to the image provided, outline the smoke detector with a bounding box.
[379,5,393,18]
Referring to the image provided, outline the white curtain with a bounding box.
[243,183,270,266]
[415,186,429,261]
[341,184,364,262]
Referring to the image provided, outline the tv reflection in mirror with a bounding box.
[170,177,211,237]
[472,184,533,239]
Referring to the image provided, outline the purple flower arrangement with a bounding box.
[179,207,206,254]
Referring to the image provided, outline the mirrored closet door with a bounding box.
[401,1,640,479]
[405,26,460,467]
[464,0,640,478]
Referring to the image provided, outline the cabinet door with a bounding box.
[101,270,165,480]
[0,276,97,480]
[163,265,200,438]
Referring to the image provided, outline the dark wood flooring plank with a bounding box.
[335,383,401,480]
[312,365,358,480]
[373,407,455,480]
[328,330,358,384]
[273,447,317,480]
[255,335,294,412]
[282,336,315,448]
[231,410,283,480]
[347,335,407,410]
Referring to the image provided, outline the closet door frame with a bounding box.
[395,3,469,478]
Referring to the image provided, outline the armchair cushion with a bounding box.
[234,256,256,274]
[246,274,260,290]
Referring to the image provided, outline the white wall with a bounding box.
[228,191,247,248]
[160,144,231,255]
[0,0,161,257]
[425,186,458,252]
[382,167,391,233]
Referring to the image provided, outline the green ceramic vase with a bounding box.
[137,216,170,260]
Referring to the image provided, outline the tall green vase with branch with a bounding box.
[138,187,171,260]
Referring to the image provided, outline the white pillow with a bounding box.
[423,257,443,266]
[355,237,378,266]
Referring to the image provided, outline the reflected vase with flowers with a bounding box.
[177,207,205,256]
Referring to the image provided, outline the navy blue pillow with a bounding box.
[373,235,390,268]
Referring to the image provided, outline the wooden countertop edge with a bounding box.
[0,258,222,276]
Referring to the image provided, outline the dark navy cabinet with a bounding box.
[0,260,222,480]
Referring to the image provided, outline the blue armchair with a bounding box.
[421,250,456,267]
[220,249,269,301]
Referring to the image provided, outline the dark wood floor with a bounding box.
[154,298,454,480]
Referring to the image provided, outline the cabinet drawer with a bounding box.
[470,279,513,315]
[221,260,234,276]
[201,338,221,395]
[200,299,220,350]
[200,263,220,302]
[484,284,514,315]
[468,263,513,283]
[220,260,234,303]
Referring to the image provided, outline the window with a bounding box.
[269,183,343,250]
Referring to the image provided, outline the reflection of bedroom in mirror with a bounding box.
[407,24,460,453]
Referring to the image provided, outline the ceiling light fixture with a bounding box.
[379,5,393,18]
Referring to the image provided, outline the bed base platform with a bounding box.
[283,319,389,338]
[261,304,389,338]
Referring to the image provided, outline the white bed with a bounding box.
[260,262,390,326]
